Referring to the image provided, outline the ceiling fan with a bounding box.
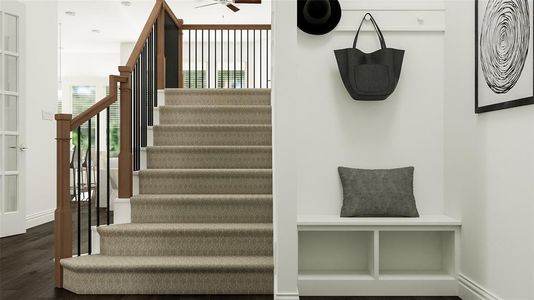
[195,0,262,13]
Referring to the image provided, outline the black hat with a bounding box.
[298,0,341,35]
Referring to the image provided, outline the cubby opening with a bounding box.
[298,231,374,279]
[378,231,455,279]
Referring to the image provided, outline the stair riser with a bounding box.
[166,90,271,106]
[160,107,271,125]
[147,148,272,169]
[154,127,272,146]
[100,234,273,256]
[131,201,272,223]
[139,171,272,194]
[63,270,273,294]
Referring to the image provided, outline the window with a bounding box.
[71,86,96,153]
[72,86,96,116]
[218,70,245,88]
[183,70,206,88]
[105,86,120,157]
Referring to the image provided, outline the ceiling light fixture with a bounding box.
[121,1,132,7]
[91,29,101,34]
[65,11,76,16]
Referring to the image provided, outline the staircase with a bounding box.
[60,89,273,294]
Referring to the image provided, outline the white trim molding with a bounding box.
[26,209,54,229]
[275,292,300,300]
[459,273,501,300]
[113,198,131,224]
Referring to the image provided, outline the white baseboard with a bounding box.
[26,209,54,229]
[459,273,500,300]
[91,226,101,254]
[157,89,165,106]
[113,198,131,224]
[275,293,300,300]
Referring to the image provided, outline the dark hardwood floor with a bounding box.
[0,221,461,300]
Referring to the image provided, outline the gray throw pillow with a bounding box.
[338,166,419,217]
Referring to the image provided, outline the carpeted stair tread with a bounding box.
[165,88,271,106]
[98,223,272,235]
[98,223,272,256]
[146,146,272,169]
[61,255,273,294]
[130,194,272,223]
[61,255,274,272]
[159,105,271,125]
[139,169,272,194]
[153,124,272,146]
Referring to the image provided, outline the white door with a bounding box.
[0,1,25,237]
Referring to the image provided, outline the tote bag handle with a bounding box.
[353,13,387,49]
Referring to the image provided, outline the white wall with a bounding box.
[24,0,58,228]
[295,2,446,216]
[444,1,534,299]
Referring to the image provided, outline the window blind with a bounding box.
[183,70,206,88]
[217,70,245,88]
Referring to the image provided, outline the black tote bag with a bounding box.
[334,13,404,101]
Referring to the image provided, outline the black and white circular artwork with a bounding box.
[480,0,530,94]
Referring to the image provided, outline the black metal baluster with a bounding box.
[136,60,141,170]
[148,31,154,125]
[195,30,198,89]
[141,47,147,148]
[189,30,191,88]
[154,25,158,106]
[260,30,262,88]
[77,127,81,256]
[214,29,217,88]
[266,30,269,88]
[253,30,256,88]
[221,30,223,87]
[208,30,210,88]
[234,29,236,88]
[132,66,136,172]
[87,118,92,255]
[247,30,249,88]
[96,113,100,226]
[240,30,243,89]
[226,30,230,88]
[202,30,204,88]
[106,108,111,225]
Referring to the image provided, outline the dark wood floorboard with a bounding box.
[0,221,461,300]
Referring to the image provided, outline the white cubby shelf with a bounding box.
[297,215,461,296]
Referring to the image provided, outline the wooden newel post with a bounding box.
[118,67,133,198]
[54,114,73,288]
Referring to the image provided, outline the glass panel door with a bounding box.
[0,2,25,237]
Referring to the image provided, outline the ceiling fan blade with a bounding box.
[196,2,219,8]
[226,3,240,12]
[235,0,261,3]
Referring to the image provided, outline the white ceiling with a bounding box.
[58,0,271,54]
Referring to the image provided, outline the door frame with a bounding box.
[1,0,26,237]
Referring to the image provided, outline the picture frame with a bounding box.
[475,0,534,113]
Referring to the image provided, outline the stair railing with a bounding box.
[181,24,271,89]
[54,0,271,289]
[54,0,182,288]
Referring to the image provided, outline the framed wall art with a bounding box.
[475,0,534,113]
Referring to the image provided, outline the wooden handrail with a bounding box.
[181,24,271,30]
[70,75,127,130]
[163,1,184,28]
[125,0,164,69]
[125,0,183,69]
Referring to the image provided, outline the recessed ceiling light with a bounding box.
[91,29,101,34]
[121,1,132,7]
[65,11,76,16]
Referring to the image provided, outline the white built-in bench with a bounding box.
[297,215,461,296]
